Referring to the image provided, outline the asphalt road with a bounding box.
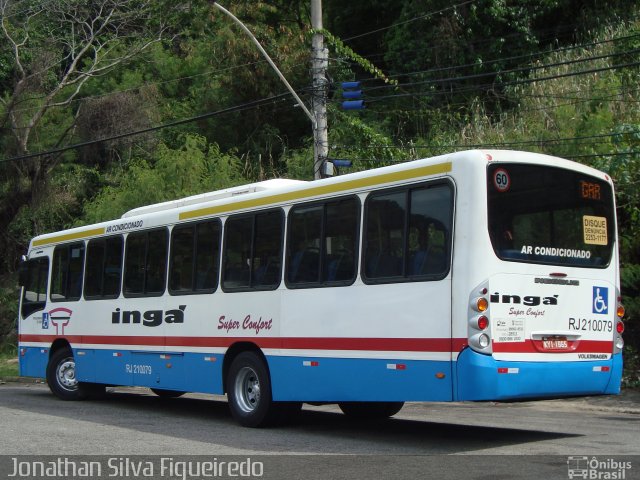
[1,382,639,479]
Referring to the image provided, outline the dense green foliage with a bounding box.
[0,1,638,383]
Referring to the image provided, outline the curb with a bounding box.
[1,378,639,414]
[0,376,45,384]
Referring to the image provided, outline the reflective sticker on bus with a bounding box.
[583,215,608,245]
[493,168,510,192]
[493,318,525,343]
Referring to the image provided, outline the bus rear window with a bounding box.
[487,163,614,268]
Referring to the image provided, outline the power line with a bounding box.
[357,48,640,95]
[0,91,300,164]
[341,0,477,43]
[333,14,640,97]
[343,60,640,104]
[348,150,640,167]
[329,129,640,151]
[564,151,640,159]
[4,59,310,118]
[358,85,640,119]
[375,48,639,91]
[345,32,640,83]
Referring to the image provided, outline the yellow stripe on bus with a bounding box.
[180,161,452,221]
[32,227,106,247]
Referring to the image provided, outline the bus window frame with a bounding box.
[285,194,361,290]
[20,256,50,318]
[83,235,124,301]
[221,208,285,293]
[50,242,86,303]
[486,163,615,269]
[361,179,454,285]
[168,218,222,296]
[122,227,169,298]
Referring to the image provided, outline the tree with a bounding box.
[0,0,175,272]
[1,0,169,156]
[81,134,245,223]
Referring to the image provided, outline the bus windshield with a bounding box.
[487,163,615,268]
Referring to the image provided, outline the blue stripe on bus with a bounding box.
[267,356,454,402]
[18,347,224,394]
[455,347,622,401]
[82,349,225,394]
[18,347,49,378]
[18,345,621,401]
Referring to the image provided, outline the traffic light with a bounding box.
[331,159,353,168]
[341,81,364,110]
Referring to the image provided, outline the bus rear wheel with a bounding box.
[46,348,105,400]
[338,401,404,419]
[226,351,300,427]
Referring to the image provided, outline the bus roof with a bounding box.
[121,178,306,218]
[29,150,610,249]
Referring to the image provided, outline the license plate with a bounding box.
[542,338,568,350]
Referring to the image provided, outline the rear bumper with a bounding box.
[455,347,622,401]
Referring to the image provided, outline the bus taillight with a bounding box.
[614,291,625,353]
[473,297,488,312]
[468,284,492,352]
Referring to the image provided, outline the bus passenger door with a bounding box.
[18,255,51,378]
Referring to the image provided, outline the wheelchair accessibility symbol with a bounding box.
[592,286,608,315]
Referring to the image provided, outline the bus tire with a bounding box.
[338,401,404,419]
[46,348,98,401]
[151,388,185,399]
[227,352,300,427]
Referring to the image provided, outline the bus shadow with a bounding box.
[6,386,580,454]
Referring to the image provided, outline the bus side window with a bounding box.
[123,229,168,297]
[222,216,252,290]
[194,221,221,291]
[51,243,85,302]
[286,196,359,288]
[222,210,283,291]
[169,220,220,295]
[20,257,49,318]
[364,182,452,282]
[407,187,451,276]
[287,205,322,284]
[252,210,283,288]
[322,198,358,283]
[364,191,405,279]
[84,236,123,299]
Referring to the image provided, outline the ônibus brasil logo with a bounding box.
[42,307,72,334]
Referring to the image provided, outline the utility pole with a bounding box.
[311,0,329,180]
[212,1,329,180]
[211,3,316,140]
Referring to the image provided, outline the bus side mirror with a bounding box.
[18,257,29,286]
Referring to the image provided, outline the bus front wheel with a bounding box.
[46,348,105,400]
[226,351,300,427]
[338,401,404,419]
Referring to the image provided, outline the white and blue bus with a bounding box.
[17,150,625,427]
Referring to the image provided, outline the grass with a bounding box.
[0,352,19,378]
